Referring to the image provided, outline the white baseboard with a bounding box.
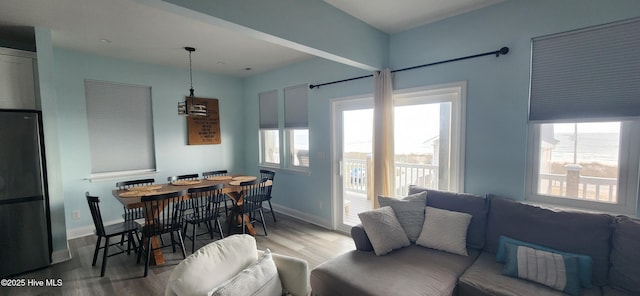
[66,218,122,239]
[51,242,72,264]
[270,203,333,229]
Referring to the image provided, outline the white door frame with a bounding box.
[330,95,373,233]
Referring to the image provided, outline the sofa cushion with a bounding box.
[609,216,640,294]
[502,243,581,296]
[350,224,374,251]
[378,191,427,242]
[311,245,480,296]
[358,206,410,256]
[408,186,488,249]
[416,207,472,256]
[496,236,593,288]
[485,196,613,286]
[458,252,602,296]
[209,249,282,296]
[167,234,259,296]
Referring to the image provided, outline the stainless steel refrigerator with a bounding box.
[0,110,51,277]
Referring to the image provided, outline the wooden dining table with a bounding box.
[112,176,270,265]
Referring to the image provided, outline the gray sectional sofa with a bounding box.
[310,186,640,296]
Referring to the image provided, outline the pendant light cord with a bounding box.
[186,47,195,98]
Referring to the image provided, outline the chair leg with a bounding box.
[191,222,197,254]
[177,230,187,259]
[144,237,152,277]
[259,210,268,236]
[216,219,224,239]
[100,237,110,277]
[92,236,102,266]
[170,232,176,253]
[268,199,277,222]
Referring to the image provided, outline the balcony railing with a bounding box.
[343,158,438,195]
[343,159,617,203]
[539,173,617,203]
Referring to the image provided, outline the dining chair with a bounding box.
[137,190,187,277]
[202,170,232,217]
[182,184,226,253]
[167,174,199,182]
[116,178,155,220]
[238,178,269,236]
[259,169,277,222]
[201,170,228,178]
[86,193,140,277]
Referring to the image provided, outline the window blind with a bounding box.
[284,84,308,128]
[529,17,640,122]
[259,90,278,129]
[85,80,155,174]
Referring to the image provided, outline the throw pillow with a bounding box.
[502,243,581,296]
[416,207,472,256]
[496,236,593,288]
[208,249,283,296]
[358,206,410,256]
[377,191,427,242]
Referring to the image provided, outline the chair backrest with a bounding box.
[116,178,155,189]
[86,193,106,236]
[141,190,186,236]
[259,169,275,181]
[259,170,275,199]
[202,170,228,178]
[240,178,268,212]
[186,184,225,220]
[167,174,199,182]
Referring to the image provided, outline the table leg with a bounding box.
[150,236,164,265]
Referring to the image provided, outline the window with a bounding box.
[284,84,309,169]
[527,121,639,214]
[258,86,310,170]
[393,82,466,195]
[85,80,156,179]
[526,17,640,214]
[259,90,279,166]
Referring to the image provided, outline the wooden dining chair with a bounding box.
[260,169,277,222]
[167,174,199,182]
[137,190,187,277]
[182,184,226,253]
[86,193,140,277]
[238,178,269,236]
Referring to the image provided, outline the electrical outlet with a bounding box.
[72,210,80,220]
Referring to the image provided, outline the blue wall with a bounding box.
[51,49,245,232]
[35,0,640,240]
[241,0,640,225]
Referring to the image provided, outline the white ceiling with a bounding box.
[0,0,502,77]
[325,0,504,34]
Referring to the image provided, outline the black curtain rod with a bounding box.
[309,47,510,89]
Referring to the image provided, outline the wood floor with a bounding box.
[2,214,354,296]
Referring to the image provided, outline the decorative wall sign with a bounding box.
[187,97,221,145]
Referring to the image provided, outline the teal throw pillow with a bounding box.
[502,243,581,296]
[496,235,593,288]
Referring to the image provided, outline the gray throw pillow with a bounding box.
[416,207,472,256]
[378,191,427,242]
[358,206,410,256]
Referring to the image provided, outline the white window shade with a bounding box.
[259,90,278,129]
[85,80,155,174]
[284,84,308,128]
[529,17,640,122]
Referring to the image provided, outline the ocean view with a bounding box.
[551,132,619,164]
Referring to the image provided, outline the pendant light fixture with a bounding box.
[178,46,207,116]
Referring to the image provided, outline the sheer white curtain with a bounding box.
[372,68,394,208]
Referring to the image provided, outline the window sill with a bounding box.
[87,169,158,183]
[523,197,637,218]
[258,165,311,176]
